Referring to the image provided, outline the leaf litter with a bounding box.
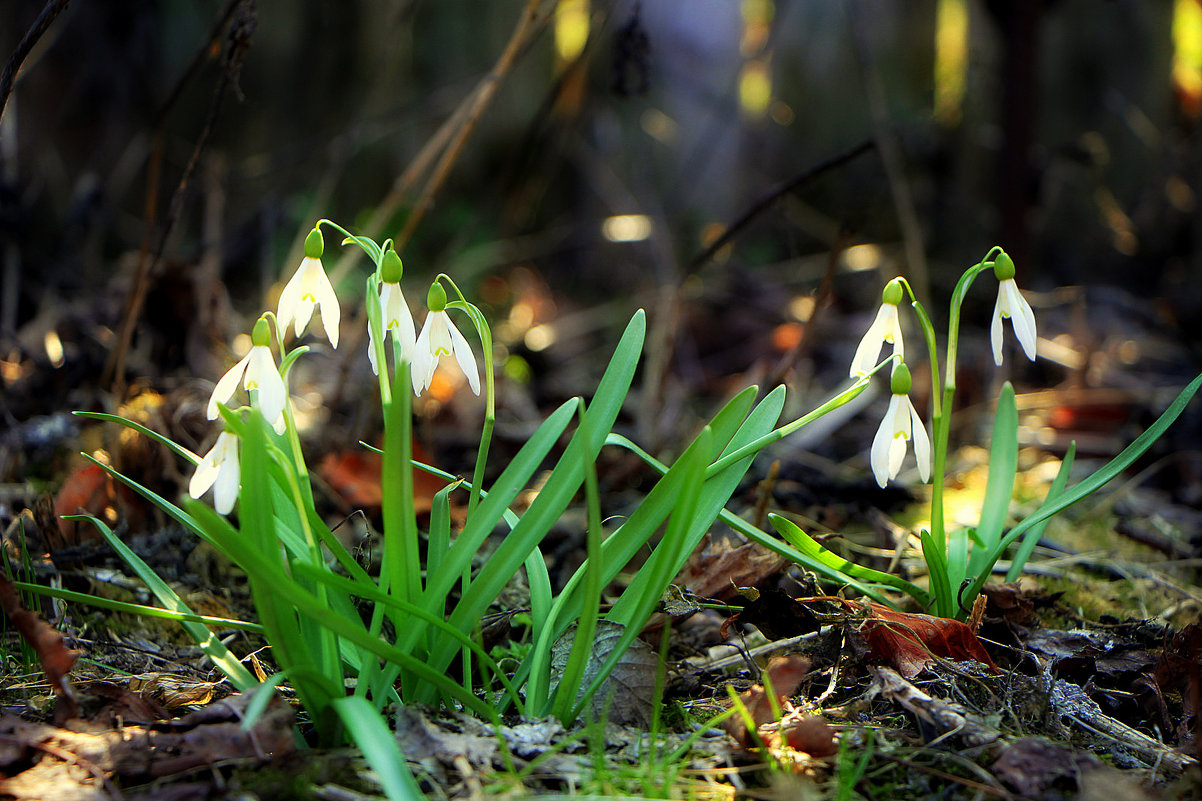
[7,421,1202,798]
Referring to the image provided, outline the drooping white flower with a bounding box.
[869,363,931,488]
[277,228,340,347]
[188,431,241,514]
[206,318,288,433]
[368,250,417,376]
[850,278,905,378]
[412,282,480,397]
[990,252,1037,366]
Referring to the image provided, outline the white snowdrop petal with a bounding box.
[850,305,892,378]
[870,396,899,487]
[208,354,249,419]
[247,346,287,424]
[412,318,434,395]
[990,293,1006,366]
[910,401,931,483]
[1008,283,1038,361]
[447,318,480,395]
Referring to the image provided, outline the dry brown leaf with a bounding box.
[722,654,810,748]
[128,673,219,708]
[856,602,1000,677]
[0,691,295,799]
[0,570,78,714]
[676,534,788,601]
[549,620,658,727]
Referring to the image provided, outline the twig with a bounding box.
[331,0,553,285]
[102,0,256,395]
[688,140,875,270]
[0,0,70,127]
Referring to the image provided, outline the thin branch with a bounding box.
[688,139,876,270]
[102,1,257,394]
[0,0,70,127]
[330,0,553,284]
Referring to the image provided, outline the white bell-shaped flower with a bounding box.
[277,228,340,347]
[368,250,417,375]
[412,282,480,397]
[850,278,905,378]
[206,318,288,434]
[188,431,241,514]
[990,253,1037,366]
[870,363,931,488]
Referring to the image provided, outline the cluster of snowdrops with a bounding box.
[190,227,1038,515]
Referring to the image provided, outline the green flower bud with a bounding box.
[992,251,1016,281]
[882,278,904,306]
[252,316,271,347]
[890,362,912,395]
[427,281,447,312]
[304,228,324,259]
[381,250,403,284]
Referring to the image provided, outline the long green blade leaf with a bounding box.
[964,371,1202,605]
[67,514,257,690]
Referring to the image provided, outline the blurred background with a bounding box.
[3,0,1202,525]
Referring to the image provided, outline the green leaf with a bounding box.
[770,515,930,606]
[16,582,261,632]
[72,411,200,465]
[332,696,424,801]
[966,382,1018,578]
[1006,442,1076,581]
[963,371,1202,608]
[184,498,499,719]
[424,312,646,705]
[66,514,257,690]
[920,529,952,617]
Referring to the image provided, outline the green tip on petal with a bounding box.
[252,316,271,347]
[992,250,1016,281]
[381,249,403,283]
[890,361,912,395]
[304,228,324,259]
[882,278,904,306]
[427,281,447,312]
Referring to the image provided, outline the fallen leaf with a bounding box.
[721,587,823,641]
[723,654,810,748]
[676,534,788,602]
[0,571,78,714]
[128,673,220,708]
[0,692,295,799]
[549,620,658,727]
[992,737,1102,797]
[856,602,1000,678]
[779,713,838,757]
[318,442,448,515]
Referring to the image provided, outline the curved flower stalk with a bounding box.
[188,430,240,514]
[368,249,417,376]
[870,362,931,488]
[277,228,340,348]
[990,252,1037,365]
[412,281,480,396]
[206,316,288,434]
[850,278,905,378]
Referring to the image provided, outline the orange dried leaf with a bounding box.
[859,602,1000,678]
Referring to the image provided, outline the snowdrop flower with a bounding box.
[277,228,340,348]
[206,317,288,434]
[368,249,417,376]
[412,281,480,397]
[850,278,905,378]
[990,252,1036,366]
[188,430,240,515]
[870,362,931,488]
